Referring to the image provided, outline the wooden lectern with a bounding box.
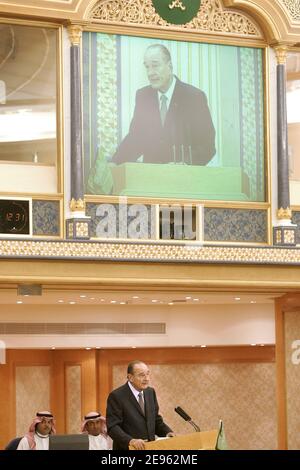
[129,430,219,451]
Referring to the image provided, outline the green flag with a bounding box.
[216,420,228,450]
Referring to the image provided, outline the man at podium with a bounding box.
[112,44,216,166]
[106,360,174,450]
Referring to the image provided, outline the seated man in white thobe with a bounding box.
[17,411,56,450]
[81,411,112,450]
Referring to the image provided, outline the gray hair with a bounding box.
[146,44,172,64]
[127,360,145,375]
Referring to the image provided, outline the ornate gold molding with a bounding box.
[67,23,83,45]
[274,45,288,64]
[280,0,300,22]
[1,239,300,264]
[277,207,292,220]
[89,0,263,38]
[69,198,86,212]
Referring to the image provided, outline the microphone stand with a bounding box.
[175,406,201,432]
[187,419,200,432]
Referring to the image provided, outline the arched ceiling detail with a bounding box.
[87,0,263,40]
[224,0,300,44]
[0,0,299,44]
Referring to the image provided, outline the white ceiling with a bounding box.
[0,288,282,306]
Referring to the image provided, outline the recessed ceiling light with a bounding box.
[132,296,139,299]
[151,300,158,303]
[193,298,199,301]
[120,302,126,305]
[234,297,241,301]
[168,302,174,305]
[185,296,192,300]
[80,295,86,298]
[58,300,64,303]
[69,301,76,304]
[110,300,117,304]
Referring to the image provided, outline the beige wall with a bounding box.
[113,362,277,450]
[0,303,275,348]
[284,311,300,449]
[16,366,50,436]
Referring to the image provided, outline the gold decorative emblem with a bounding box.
[169,0,186,10]
[69,198,86,212]
[277,207,292,220]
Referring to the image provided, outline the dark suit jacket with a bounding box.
[106,383,172,450]
[5,437,22,450]
[113,77,216,165]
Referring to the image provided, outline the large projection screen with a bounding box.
[83,32,265,202]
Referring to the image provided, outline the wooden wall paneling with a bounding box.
[275,299,288,449]
[0,350,53,449]
[97,346,275,418]
[52,350,97,432]
[65,363,82,434]
[0,352,12,450]
[51,350,66,433]
[98,350,113,415]
[80,350,97,416]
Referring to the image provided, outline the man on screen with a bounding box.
[112,43,216,165]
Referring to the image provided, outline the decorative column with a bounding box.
[66,23,91,240]
[273,45,296,246]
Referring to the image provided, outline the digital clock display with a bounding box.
[0,199,30,235]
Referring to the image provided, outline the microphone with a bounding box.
[174,406,200,432]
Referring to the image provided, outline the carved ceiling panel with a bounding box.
[90,0,263,38]
[280,0,300,22]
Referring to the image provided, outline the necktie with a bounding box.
[160,94,168,125]
[138,392,145,414]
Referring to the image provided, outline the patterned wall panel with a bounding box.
[32,200,60,236]
[87,202,156,239]
[284,311,300,449]
[239,48,265,201]
[113,362,276,450]
[204,208,267,242]
[16,366,50,436]
[83,32,118,193]
[292,211,300,244]
[66,365,82,434]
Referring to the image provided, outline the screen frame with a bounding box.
[82,24,270,209]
